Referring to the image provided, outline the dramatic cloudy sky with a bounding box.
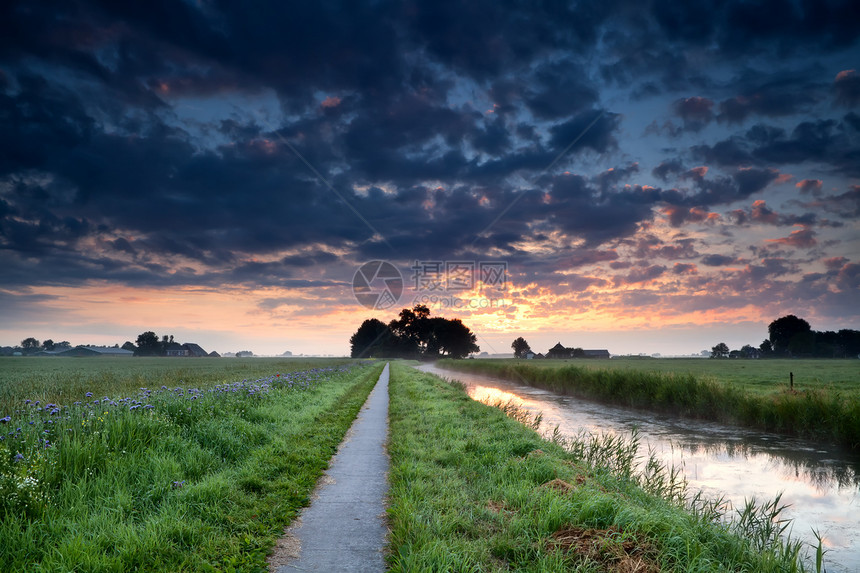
[2,0,858,356]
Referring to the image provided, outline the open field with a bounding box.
[510,358,860,396]
[438,358,860,451]
[0,357,382,572]
[0,356,359,415]
[387,363,821,571]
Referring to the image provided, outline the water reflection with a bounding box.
[417,364,860,572]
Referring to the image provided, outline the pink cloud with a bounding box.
[796,179,822,194]
[766,226,817,248]
[823,256,848,271]
[750,200,779,224]
[672,263,698,275]
[321,96,342,108]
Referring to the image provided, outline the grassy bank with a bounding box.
[438,359,860,451]
[387,363,820,571]
[0,359,383,572]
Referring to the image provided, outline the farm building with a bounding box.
[583,349,611,359]
[55,346,134,357]
[165,342,210,357]
[183,343,208,357]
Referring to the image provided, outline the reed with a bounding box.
[439,359,860,450]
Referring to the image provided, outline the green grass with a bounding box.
[438,358,860,451]
[502,358,860,396]
[0,356,360,415]
[0,358,384,572]
[387,362,821,572]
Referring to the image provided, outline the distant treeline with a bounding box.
[711,315,860,359]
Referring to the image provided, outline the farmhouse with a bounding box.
[165,342,210,357]
[546,343,611,359]
[547,342,571,359]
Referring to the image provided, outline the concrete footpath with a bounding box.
[269,362,390,572]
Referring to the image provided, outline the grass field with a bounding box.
[513,358,860,396]
[0,357,382,572]
[387,363,821,571]
[0,356,359,415]
[438,358,860,450]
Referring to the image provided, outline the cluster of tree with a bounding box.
[711,315,860,359]
[349,305,479,359]
[132,332,178,356]
[15,338,73,354]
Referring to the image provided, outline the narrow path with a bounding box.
[270,362,390,572]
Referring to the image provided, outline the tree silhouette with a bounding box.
[21,337,40,351]
[350,319,392,358]
[710,342,729,358]
[768,315,811,355]
[511,337,531,358]
[433,317,479,359]
[135,331,162,356]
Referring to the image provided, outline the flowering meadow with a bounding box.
[0,358,383,572]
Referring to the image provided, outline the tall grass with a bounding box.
[440,359,860,451]
[387,363,823,572]
[0,361,383,571]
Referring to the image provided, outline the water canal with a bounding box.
[416,363,860,572]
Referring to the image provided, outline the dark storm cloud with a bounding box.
[693,117,860,175]
[548,110,620,155]
[701,254,737,267]
[524,59,599,119]
[673,97,715,132]
[716,71,822,124]
[543,173,657,247]
[652,159,685,182]
[1,0,859,299]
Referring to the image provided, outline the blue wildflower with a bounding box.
[85,392,93,398]
[14,453,24,463]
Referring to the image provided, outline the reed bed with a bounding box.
[439,359,860,450]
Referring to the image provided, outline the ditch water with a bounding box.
[416,363,860,572]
